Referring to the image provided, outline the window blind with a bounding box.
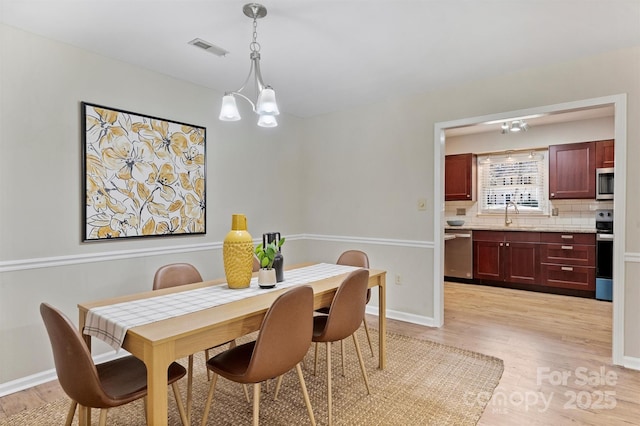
[478,151,548,214]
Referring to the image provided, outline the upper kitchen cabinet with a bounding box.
[445,153,476,201]
[596,139,615,168]
[549,141,595,199]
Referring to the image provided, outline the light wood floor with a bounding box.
[2,282,639,424]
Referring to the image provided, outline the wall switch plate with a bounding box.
[395,274,402,285]
[552,208,559,216]
[456,208,466,216]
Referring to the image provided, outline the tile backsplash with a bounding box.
[445,199,614,229]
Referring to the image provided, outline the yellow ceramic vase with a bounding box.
[223,214,254,289]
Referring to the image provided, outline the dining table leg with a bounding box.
[144,343,172,426]
[377,274,386,369]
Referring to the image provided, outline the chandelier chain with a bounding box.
[250,18,261,52]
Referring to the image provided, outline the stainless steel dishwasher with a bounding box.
[444,229,473,279]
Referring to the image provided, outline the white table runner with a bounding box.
[83,263,359,350]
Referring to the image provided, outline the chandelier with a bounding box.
[219,3,280,128]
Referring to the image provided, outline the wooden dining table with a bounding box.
[78,263,386,426]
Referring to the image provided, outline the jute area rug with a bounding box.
[2,330,503,425]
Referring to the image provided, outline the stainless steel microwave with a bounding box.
[596,167,614,200]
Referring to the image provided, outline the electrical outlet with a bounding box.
[395,274,402,285]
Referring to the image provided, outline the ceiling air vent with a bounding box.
[188,38,229,57]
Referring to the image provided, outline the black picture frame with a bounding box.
[82,102,206,241]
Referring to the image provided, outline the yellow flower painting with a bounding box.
[82,102,206,240]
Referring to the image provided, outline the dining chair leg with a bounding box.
[201,373,219,426]
[352,333,371,394]
[171,382,189,426]
[295,363,316,426]
[362,319,374,357]
[253,382,261,426]
[243,384,251,403]
[205,349,211,380]
[187,354,194,423]
[143,396,147,423]
[313,342,319,376]
[65,401,77,426]
[274,375,284,400]
[78,404,89,426]
[98,409,108,426]
[326,341,333,426]
[340,339,346,377]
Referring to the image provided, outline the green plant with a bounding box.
[254,237,285,269]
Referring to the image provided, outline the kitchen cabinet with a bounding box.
[540,232,595,291]
[549,141,596,199]
[596,139,615,168]
[445,153,476,201]
[473,231,540,285]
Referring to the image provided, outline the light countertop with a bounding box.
[445,224,596,233]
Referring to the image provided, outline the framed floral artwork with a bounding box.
[82,102,206,241]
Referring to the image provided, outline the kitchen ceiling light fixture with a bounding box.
[501,120,529,134]
[218,3,279,127]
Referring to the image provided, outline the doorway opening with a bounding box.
[432,94,627,365]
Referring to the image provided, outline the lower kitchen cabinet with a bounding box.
[540,232,596,291]
[473,231,540,285]
[472,230,596,296]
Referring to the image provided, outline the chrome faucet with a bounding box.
[505,201,519,226]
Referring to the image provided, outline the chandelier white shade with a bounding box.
[219,95,241,121]
[257,113,278,127]
[219,3,279,128]
[256,87,279,115]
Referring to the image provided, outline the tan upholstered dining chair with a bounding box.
[312,268,371,426]
[201,285,316,426]
[40,303,188,426]
[315,250,373,377]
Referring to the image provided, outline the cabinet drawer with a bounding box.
[474,231,505,242]
[540,243,595,267]
[540,264,595,291]
[506,231,540,243]
[540,232,595,245]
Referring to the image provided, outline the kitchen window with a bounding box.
[477,150,549,215]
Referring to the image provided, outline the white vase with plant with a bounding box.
[254,238,285,288]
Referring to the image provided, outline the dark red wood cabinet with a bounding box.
[595,139,615,168]
[540,232,595,291]
[549,141,596,199]
[473,231,540,285]
[445,153,476,201]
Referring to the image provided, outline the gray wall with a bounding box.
[2,22,640,391]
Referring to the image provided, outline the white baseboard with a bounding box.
[366,306,439,328]
[622,355,640,371]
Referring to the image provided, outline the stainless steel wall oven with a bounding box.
[595,209,613,301]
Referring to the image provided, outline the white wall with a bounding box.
[0,24,306,385]
[2,22,640,391]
